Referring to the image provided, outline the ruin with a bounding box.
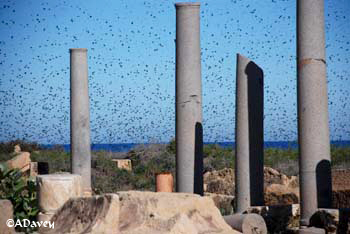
[0,1,337,233]
[235,54,264,213]
[297,0,332,226]
[36,174,82,223]
[70,48,92,195]
[175,2,203,194]
[156,172,174,192]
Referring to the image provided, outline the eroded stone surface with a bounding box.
[6,151,31,172]
[40,194,119,234]
[111,159,132,171]
[203,167,300,208]
[204,192,234,215]
[117,191,240,234]
[0,199,14,234]
[204,168,234,196]
[40,191,241,234]
[37,174,82,213]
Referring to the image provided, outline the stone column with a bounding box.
[70,48,92,194]
[175,2,202,194]
[235,54,251,212]
[235,54,264,212]
[297,0,331,226]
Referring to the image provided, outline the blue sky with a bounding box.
[0,0,349,144]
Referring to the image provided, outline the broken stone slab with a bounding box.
[39,194,119,234]
[41,191,241,234]
[0,199,15,234]
[117,191,240,234]
[6,151,31,172]
[37,174,82,213]
[223,213,267,234]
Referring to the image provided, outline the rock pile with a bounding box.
[203,167,300,208]
[263,167,299,205]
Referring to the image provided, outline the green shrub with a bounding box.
[0,140,42,154]
[166,138,176,154]
[92,153,134,194]
[331,146,350,167]
[30,150,70,173]
[203,144,234,171]
[0,163,38,233]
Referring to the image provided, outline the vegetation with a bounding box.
[1,140,350,194]
[0,140,349,225]
[0,140,43,162]
[0,163,39,233]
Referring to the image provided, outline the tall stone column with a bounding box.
[297,0,331,226]
[175,2,203,194]
[235,54,264,213]
[70,48,92,194]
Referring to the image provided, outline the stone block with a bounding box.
[6,152,31,172]
[112,159,132,171]
[0,199,15,234]
[117,191,240,234]
[38,191,241,234]
[37,174,82,213]
[39,194,119,234]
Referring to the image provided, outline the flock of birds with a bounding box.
[0,0,349,144]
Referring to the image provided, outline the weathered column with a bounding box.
[235,54,251,212]
[235,54,264,213]
[70,48,92,194]
[175,2,202,194]
[297,0,331,226]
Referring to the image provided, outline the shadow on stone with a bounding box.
[245,61,264,206]
[309,210,337,233]
[194,122,203,196]
[338,208,350,234]
[316,160,332,208]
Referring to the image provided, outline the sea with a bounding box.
[41,141,350,153]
